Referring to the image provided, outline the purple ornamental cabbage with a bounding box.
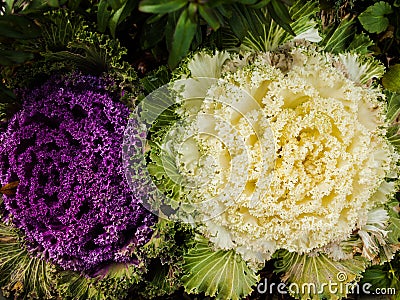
[0,73,156,273]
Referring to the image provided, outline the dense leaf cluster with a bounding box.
[0,73,156,273]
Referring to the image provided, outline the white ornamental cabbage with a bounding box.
[167,45,398,266]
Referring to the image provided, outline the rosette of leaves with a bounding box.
[0,72,157,299]
[142,2,400,300]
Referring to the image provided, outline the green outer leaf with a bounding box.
[139,0,187,14]
[274,250,368,300]
[4,0,14,14]
[147,142,185,202]
[139,261,179,297]
[199,5,222,30]
[359,56,385,84]
[347,33,374,55]
[250,0,271,9]
[0,224,56,299]
[97,0,112,32]
[361,266,392,289]
[57,263,145,300]
[242,0,319,52]
[387,124,400,150]
[386,91,400,123]
[267,0,295,36]
[283,0,319,44]
[386,199,400,245]
[168,7,197,68]
[0,49,34,65]
[383,64,400,94]
[358,1,393,34]
[139,220,194,298]
[56,270,104,300]
[0,15,41,39]
[109,2,126,37]
[361,252,400,298]
[182,235,260,300]
[141,65,171,94]
[322,17,355,53]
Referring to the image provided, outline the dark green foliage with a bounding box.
[321,0,400,65]
[140,65,171,94]
[241,0,319,52]
[383,64,400,93]
[0,81,20,120]
[1,10,139,115]
[137,219,195,298]
[359,1,393,34]
[361,260,400,297]
[0,15,40,66]
[321,16,360,54]
[138,0,294,68]
[97,0,138,37]
[41,10,86,52]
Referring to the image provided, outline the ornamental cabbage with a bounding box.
[0,73,156,273]
[158,45,399,265]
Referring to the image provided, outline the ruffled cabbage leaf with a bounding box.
[182,235,260,300]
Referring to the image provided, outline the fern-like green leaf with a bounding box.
[41,10,86,52]
[0,223,57,299]
[274,250,368,300]
[182,235,260,300]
